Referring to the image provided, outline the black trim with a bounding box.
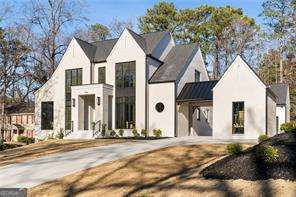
[232,101,245,134]
[148,80,175,84]
[176,99,213,103]
[93,60,107,63]
[147,54,163,64]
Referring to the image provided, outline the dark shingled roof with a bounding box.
[75,29,168,62]
[149,43,199,83]
[91,39,117,62]
[177,80,219,102]
[74,38,96,60]
[5,103,35,114]
[269,83,289,105]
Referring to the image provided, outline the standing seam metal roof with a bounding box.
[176,80,219,102]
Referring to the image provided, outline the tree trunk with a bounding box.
[213,41,220,79]
[280,57,283,83]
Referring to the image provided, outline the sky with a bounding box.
[85,0,266,29]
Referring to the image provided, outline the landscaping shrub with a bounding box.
[56,132,64,139]
[226,143,243,155]
[17,136,35,144]
[280,122,296,133]
[109,130,116,137]
[0,143,22,151]
[256,145,279,163]
[118,129,124,137]
[258,134,269,143]
[153,129,162,138]
[132,129,139,137]
[141,129,148,138]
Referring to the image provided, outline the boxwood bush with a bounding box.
[109,130,116,137]
[118,129,124,137]
[280,122,296,133]
[256,145,279,163]
[141,129,148,138]
[258,134,269,143]
[153,129,162,138]
[56,132,64,139]
[132,129,139,137]
[226,143,243,155]
[17,136,35,144]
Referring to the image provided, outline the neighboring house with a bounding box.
[2,103,35,141]
[269,83,290,132]
[35,28,289,140]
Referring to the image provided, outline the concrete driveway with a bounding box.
[0,136,256,188]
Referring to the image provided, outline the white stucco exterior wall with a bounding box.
[147,57,162,80]
[71,84,113,131]
[213,56,268,140]
[107,29,147,130]
[35,38,91,138]
[276,106,286,131]
[152,33,175,61]
[267,93,276,136]
[93,62,107,84]
[148,82,175,137]
[176,48,209,95]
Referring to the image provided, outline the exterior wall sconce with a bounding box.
[97,97,100,105]
[72,98,75,107]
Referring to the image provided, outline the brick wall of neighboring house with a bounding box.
[0,103,35,142]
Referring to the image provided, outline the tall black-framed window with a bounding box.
[41,102,54,130]
[232,102,244,134]
[195,70,200,82]
[115,61,136,129]
[98,67,106,83]
[65,68,82,130]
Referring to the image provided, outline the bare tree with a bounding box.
[0,27,29,138]
[23,0,87,85]
[74,23,111,42]
[109,18,134,37]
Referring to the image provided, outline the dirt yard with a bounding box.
[0,139,133,167]
[28,144,295,197]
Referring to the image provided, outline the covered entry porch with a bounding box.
[71,84,113,133]
[176,81,218,137]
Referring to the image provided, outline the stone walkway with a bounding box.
[0,136,256,188]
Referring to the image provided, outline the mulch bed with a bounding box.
[0,143,23,151]
[201,132,296,181]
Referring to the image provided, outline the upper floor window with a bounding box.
[116,61,136,88]
[98,67,106,84]
[41,101,54,130]
[232,102,244,134]
[195,70,200,82]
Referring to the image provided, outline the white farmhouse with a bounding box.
[35,28,289,140]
